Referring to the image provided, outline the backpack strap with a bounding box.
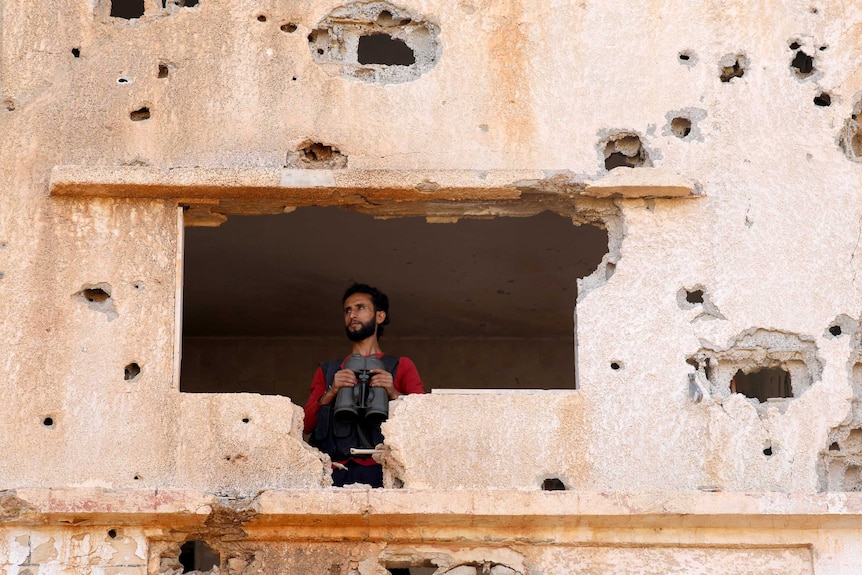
[321,359,343,390]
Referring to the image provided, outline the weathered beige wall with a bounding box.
[4,0,862,572]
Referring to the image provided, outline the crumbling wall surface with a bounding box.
[0,526,149,575]
[5,489,862,574]
[3,0,862,496]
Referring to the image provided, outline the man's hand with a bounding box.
[318,369,357,405]
[369,369,401,400]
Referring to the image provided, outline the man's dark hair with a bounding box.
[342,282,391,337]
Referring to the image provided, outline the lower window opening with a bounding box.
[180,207,608,402]
[178,540,219,573]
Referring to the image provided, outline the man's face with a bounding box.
[343,293,386,342]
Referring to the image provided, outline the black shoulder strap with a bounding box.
[321,360,343,390]
[381,354,400,379]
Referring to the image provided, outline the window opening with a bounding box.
[180,208,608,401]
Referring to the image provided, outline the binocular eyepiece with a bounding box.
[333,354,390,424]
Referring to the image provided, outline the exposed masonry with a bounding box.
[718,53,747,83]
[788,38,824,80]
[97,0,199,21]
[676,285,725,321]
[285,141,348,169]
[72,283,118,321]
[599,132,651,170]
[664,108,707,141]
[687,328,821,416]
[308,1,441,84]
[839,95,862,162]
[819,316,862,491]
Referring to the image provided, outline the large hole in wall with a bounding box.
[687,329,820,414]
[180,208,609,402]
[307,1,440,84]
[819,359,862,491]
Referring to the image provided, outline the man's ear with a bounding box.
[376,309,387,324]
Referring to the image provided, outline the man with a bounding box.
[304,282,425,487]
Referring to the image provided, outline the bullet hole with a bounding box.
[241,417,250,423]
[124,362,141,381]
[43,417,55,427]
[133,281,145,290]
[810,6,819,13]
[685,289,704,304]
[71,48,81,57]
[74,283,118,321]
[829,325,842,336]
[256,14,266,22]
[789,41,801,50]
[601,132,649,170]
[116,77,130,84]
[130,106,150,121]
[158,64,170,78]
[763,445,773,456]
[671,117,692,138]
[3,98,16,112]
[179,540,220,573]
[285,141,348,169]
[358,34,416,66]
[542,477,567,491]
[108,529,117,539]
[133,475,141,480]
[814,92,831,107]
[110,0,145,19]
[732,367,792,402]
[308,2,440,84]
[610,362,622,371]
[291,76,297,81]
[819,45,828,51]
[830,442,840,451]
[83,288,109,302]
[280,23,297,33]
[791,50,815,78]
[719,54,746,82]
[678,50,697,66]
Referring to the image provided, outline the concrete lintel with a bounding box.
[3,489,862,533]
[48,166,699,203]
[583,167,699,198]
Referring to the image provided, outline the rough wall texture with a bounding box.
[4,0,862,573]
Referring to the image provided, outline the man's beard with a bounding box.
[346,318,377,342]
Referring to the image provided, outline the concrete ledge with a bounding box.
[3,489,861,534]
[583,167,699,198]
[48,166,700,202]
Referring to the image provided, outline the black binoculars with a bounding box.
[333,354,390,424]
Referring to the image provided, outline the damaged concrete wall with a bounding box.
[4,0,862,563]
